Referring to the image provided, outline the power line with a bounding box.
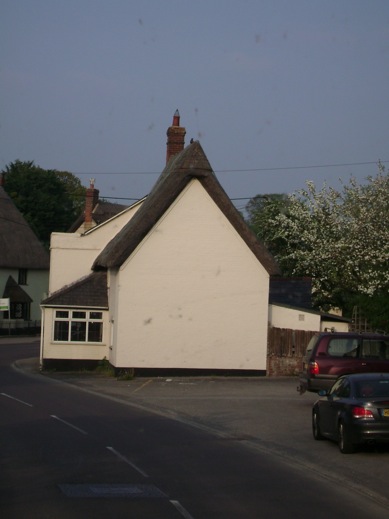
[74,159,388,177]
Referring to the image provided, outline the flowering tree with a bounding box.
[247,163,389,329]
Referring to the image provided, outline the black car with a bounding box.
[312,373,389,453]
[298,332,389,394]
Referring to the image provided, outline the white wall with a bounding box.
[40,307,110,362]
[0,268,48,321]
[268,304,320,331]
[48,203,142,293]
[320,320,349,332]
[113,181,270,371]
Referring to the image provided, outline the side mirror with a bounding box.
[318,389,328,397]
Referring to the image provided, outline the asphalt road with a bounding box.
[2,337,389,518]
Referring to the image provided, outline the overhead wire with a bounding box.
[73,159,388,177]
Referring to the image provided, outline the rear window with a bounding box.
[327,338,359,358]
[305,335,319,355]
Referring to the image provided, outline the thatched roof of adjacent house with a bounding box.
[93,141,281,275]
[0,186,50,269]
[41,271,108,308]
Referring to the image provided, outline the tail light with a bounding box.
[309,361,319,376]
[352,407,374,419]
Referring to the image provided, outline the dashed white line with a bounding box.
[106,446,149,477]
[50,415,88,435]
[1,392,33,407]
[170,500,195,519]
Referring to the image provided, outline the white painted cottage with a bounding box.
[0,184,49,331]
[40,113,281,373]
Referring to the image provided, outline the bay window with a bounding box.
[54,310,103,343]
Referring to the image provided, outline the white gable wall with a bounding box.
[111,181,269,371]
[49,204,142,293]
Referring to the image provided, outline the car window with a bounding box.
[356,379,389,398]
[337,379,351,398]
[305,335,318,354]
[361,339,389,359]
[329,378,344,396]
[327,338,358,358]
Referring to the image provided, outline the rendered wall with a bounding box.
[0,268,48,321]
[113,181,270,371]
[40,307,110,362]
[48,203,142,293]
[268,304,320,331]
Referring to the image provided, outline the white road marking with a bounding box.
[1,392,33,407]
[106,446,149,478]
[50,415,88,435]
[170,500,195,519]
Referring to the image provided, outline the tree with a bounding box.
[2,160,86,247]
[245,193,292,260]
[246,164,389,330]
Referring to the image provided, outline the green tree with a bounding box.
[261,164,389,329]
[2,160,86,247]
[246,194,291,253]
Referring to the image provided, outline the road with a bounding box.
[1,338,389,518]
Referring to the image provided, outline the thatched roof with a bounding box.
[93,141,280,275]
[41,271,108,308]
[0,187,49,269]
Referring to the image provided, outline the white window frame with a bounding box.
[53,309,104,343]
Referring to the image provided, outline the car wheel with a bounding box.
[338,421,356,454]
[312,410,324,440]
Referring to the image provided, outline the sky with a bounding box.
[1,0,389,213]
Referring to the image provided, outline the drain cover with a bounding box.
[59,484,166,499]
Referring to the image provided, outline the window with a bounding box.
[328,338,358,357]
[361,339,389,359]
[10,302,30,320]
[18,269,28,285]
[54,310,103,343]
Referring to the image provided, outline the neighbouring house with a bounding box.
[40,112,283,373]
[269,277,350,332]
[0,182,49,333]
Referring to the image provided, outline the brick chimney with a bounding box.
[84,178,99,230]
[166,109,186,164]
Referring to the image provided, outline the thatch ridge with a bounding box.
[93,141,280,275]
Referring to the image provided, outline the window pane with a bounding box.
[72,311,86,319]
[90,311,102,320]
[88,321,103,342]
[18,269,28,285]
[54,321,69,341]
[328,339,358,357]
[71,321,86,341]
[56,310,69,318]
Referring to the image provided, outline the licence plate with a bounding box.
[383,409,389,417]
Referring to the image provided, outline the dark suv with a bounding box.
[298,332,389,394]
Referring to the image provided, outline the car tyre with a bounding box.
[338,421,356,454]
[312,410,324,440]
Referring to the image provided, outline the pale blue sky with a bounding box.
[1,0,389,212]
